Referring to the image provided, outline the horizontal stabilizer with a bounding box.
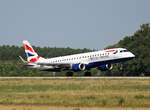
[19,56,28,63]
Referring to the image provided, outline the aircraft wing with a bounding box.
[19,56,89,69]
[35,62,71,68]
[19,56,69,68]
[36,61,89,68]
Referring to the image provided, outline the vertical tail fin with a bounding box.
[23,40,40,63]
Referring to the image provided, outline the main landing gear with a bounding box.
[66,72,73,76]
[84,71,91,76]
[66,71,92,77]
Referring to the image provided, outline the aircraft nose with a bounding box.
[130,52,135,58]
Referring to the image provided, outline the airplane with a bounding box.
[19,40,135,76]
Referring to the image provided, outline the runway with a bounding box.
[0,76,150,79]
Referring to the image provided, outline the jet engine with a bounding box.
[71,63,86,71]
[98,64,113,71]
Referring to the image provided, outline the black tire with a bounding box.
[84,72,91,76]
[66,72,73,76]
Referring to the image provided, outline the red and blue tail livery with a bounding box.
[23,40,40,63]
[20,40,135,75]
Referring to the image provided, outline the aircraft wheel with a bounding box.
[84,72,91,76]
[66,72,73,76]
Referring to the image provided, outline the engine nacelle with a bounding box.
[98,64,113,71]
[71,63,86,71]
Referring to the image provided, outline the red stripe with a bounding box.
[29,56,40,63]
[24,44,35,53]
[106,50,116,52]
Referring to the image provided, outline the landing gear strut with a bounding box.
[119,63,123,70]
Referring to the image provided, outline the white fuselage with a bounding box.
[38,48,134,64]
[31,48,135,71]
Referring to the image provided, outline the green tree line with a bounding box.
[0,45,92,76]
[106,23,150,76]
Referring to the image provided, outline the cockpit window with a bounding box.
[120,50,129,53]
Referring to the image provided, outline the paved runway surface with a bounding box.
[0,77,150,79]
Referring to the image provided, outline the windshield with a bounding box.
[120,50,129,53]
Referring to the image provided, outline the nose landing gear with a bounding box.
[119,63,123,71]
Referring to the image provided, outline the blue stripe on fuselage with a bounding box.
[86,57,135,69]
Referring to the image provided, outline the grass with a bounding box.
[0,78,150,108]
[0,105,150,110]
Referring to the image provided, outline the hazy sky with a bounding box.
[0,0,150,49]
